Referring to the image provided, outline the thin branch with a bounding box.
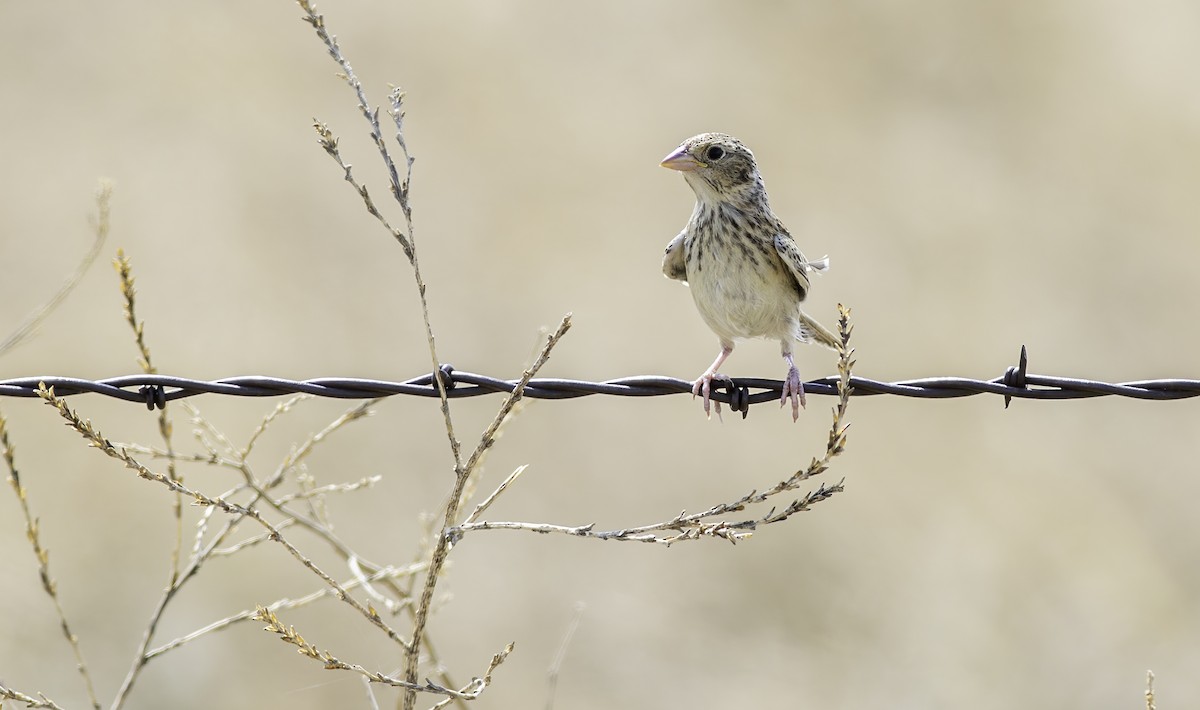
[295,6,491,707]
[403,316,571,704]
[146,561,428,659]
[545,603,585,710]
[297,0,463,483]
[1,413,101,709]
[184,400,240,462]
[261,398,376,491]
[426,643,514,710]
[254,607,512,700]
[36,385,415,652]
[276,475,383,506]
[114,246,187,629]
[0,683,66,710]
[210,519,299,557]
[362,676,381,710]
[447,481,842,545]
[106,393,397,702]
[449,306,854,545]
[243,394,316,459]
[0,181,110,357]
[311,121,411,260]
[464,465,527,525]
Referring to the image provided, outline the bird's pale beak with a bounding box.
[660,147,704,172]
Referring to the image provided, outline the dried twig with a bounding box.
[110,250,187,708]
[146,561,427,659]
[254,607,513,698]
[0,181,110,357]
[465,465,528,525]
[448,305,854,545]
[0,683,66,710]
[1,415,101,709]
[297,3,560,706]
[37,385,415,651]
[404,316,571,705]
[299,1,460,466]
[545,603,585,710]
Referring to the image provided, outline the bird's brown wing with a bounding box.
[772,232,829,302]
[775,232,839,349]
[662,233,688,282]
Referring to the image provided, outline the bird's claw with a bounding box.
[781,365,806,422]
[692,372,733,421]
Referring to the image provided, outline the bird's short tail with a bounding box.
[798,311,842,351]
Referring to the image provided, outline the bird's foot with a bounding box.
[781,364,806,422]
[692,372,733,420]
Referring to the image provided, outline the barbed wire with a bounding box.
[3,348,1199,416]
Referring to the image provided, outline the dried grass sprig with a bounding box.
[2,414,101,709]
[402,315,571,703]
[0,181,110,357]
[448,305,855,546]
[146,560,428,660]
[113,249,191,700]
[0,683,66,710]
[36,384,414,653]
[297,6,578,705]
[299,1,459,456]
[243,394,316,458]
[254,607,512,700]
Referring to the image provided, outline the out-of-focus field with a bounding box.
[2,1,1199,708]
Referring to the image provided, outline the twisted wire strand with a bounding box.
[3,349,1199,411]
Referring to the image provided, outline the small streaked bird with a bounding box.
[661,132,838,421]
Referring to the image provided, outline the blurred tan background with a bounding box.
[3,0,1200,708]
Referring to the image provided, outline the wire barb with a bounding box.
[437,363,457,391]
[1002,345,1029,409]
[138,384,167,411]
[725,380,750,418]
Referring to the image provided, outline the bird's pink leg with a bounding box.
[693,343,733,419]
[781,351,805,422]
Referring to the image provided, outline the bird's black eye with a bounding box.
[705,145,725,162]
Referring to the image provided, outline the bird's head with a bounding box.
[660,133,765,206]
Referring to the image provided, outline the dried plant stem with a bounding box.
[1,414,101,710]
[110,398,390,708]
[242,394,315,458]
[402,316,571,707]
[464,465,528,525]
[449,305,855,545]
[36,384,415,642]
[185,397,377,562]
[544,603,585,710]
[112,569,186,708]
[297,4,540,706]
[105,386,393,704]
[0,181,110,357]
[300,1,462,473]
[264,399,376,491]
[255,607,513,698]
[114,248,186,602]
[308,116,462,469]
[146,560,428,659]
[113,474,312,709]
[0,683,65,710]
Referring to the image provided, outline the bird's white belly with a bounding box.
[689,268,797,342]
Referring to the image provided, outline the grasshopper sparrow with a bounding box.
[661,132,837,421]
